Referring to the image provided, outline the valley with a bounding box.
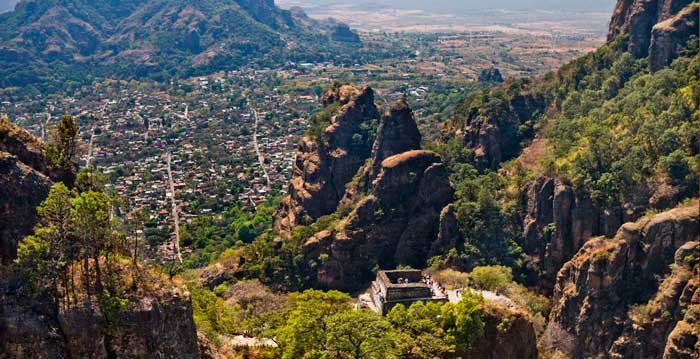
[0,0,698,359]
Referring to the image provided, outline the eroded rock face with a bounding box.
[0,152,53,264]
[461,86,542,171]
[478,68,504,83]
[520,177,618,292]
[649,4,700,72]
[343,96,423,201]
[468,303,538,359]
[0,280,200,359]
[331,23,361,43]
[608,0,697,59]
[547,204,700,359]
[609,241,700,359]
[274,86,380,234]
[306,150,454,292]
[0,120,64,264]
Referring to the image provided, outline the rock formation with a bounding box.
[342,95,422,201]
[468,303,538,359]
[478,68,504,83]
[0,276,201,358]
[275,88,454,291]
[331,23,361,43]
[519,177,626,292]
[305,150,454,292]
[274,86,380,234]
[649,3,700,72]
[457,77,545,171]
[547,204,700,358]
[608,0,697,64]
[0,119,67,264]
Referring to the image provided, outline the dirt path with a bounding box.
[166,152,183,263]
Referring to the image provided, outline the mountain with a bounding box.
[0,0,360,89]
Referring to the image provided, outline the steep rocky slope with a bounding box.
[547,204,699,358]
[305,149,454,291]
[608,0,697,59]
[0,271,201,358]
[518,176,638,291]
[468,302,538,359]
[274,86,380,234]
[649,3,700,71]
[274,88,455,292]
[0,119,60,264]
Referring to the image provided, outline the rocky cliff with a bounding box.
[305,150,454,292]
[274,89,454,291]
[519,177,633,292]
[342,95,422,202]
[0,284,200,359]
[274,86,380,234]
[0,119,60,264]
[547,204,700,358]
[468,303,538,359]
[608,0,698,67]
[649,3,700,71]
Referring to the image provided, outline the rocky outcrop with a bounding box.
[519,177,626,292]
[460,82,543,171]
[0,273,200,358]
[547,204,700,359]
[0,152,53,265]
[608,0,697,59]
[331,23,361,43]
[468,303,538,359]
[274,86,380,234]
[0,119,63,264]
[478,68,504,83]
[430,204,462,257]
[275,89,454,291]
[649,4,700,72]
[609,241,699,359]
[305,150,454,292]
[343,96,423,201]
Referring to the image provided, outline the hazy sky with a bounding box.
[277,0,617,12]
[0,0,16,13]
[0,0,617,16]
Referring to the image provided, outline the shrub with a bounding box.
[469,265,513,293]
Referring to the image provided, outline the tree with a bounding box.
[325,309,395,359]
[387,302,454,359]
[75,166,107,193]
[15,227,55,297]
[276,290,352,359]
[440,292,485,353]
[469,265,513,293]
[70,190,112,296]
[15,183,77,304]
[48,115,78,168]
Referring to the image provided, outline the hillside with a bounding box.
[0,0,361,90]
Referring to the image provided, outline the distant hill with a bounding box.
[280,0,615,12]
[0,0,361,90]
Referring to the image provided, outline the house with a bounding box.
[363,269,448,315]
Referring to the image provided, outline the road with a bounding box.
[85,127,96,167]
[165,152,183,263]
[41,113,51,142]
[251,107,271,190]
